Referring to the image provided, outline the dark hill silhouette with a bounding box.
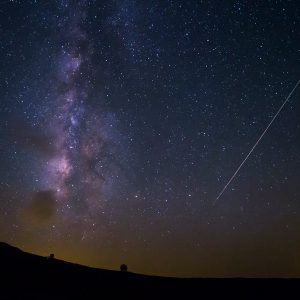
[0,242,298,299]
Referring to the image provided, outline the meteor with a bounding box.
[215,79,300,203]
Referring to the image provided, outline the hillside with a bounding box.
[0,242,298,299]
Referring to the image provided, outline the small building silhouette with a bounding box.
[120,264,128,272]
[48,253,55,260]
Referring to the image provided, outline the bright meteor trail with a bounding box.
[215,79,300,203]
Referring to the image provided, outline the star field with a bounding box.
[0,0,300,277]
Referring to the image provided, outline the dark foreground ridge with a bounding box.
[0,242,298,299]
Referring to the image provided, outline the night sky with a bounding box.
[0,0,300,277]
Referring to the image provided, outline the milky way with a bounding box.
[1,0,300,277]
[35,2,128,238]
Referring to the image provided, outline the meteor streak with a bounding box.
[215,79,300,203]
